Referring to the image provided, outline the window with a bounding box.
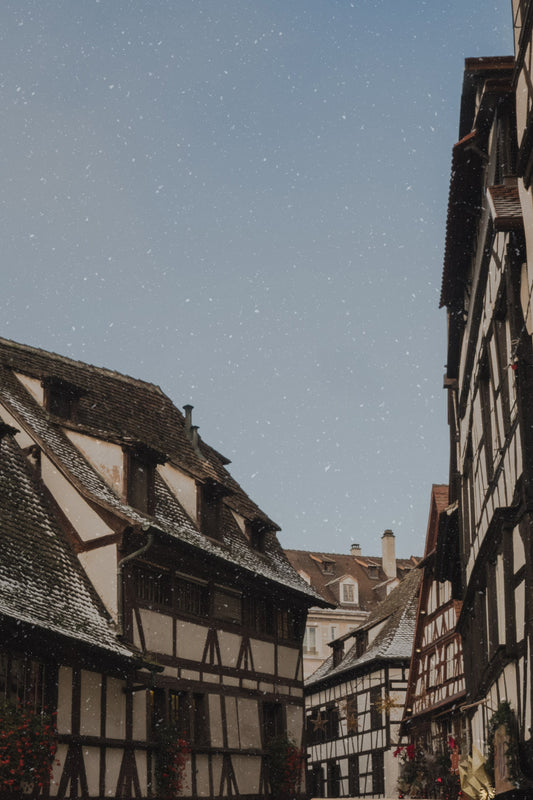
[43,378,82,421]
[325,704,339,740]
[244,594,275,637]
[154,689,209,746]
[309,765,324,798]
[370,686,382,728]
[213,586,242,624]
[322,560,334,574]
[372,751,385,795]
[134,564,172,607]
[124,448,157,513]
[368,564,378,579]
[341,580,358,604]
[0,655,47,712]
[303,626,317,654]
[175,575,209,618]
[348,755,360,796]
[246,520,269,552]
[262,702,283,743]
[327,760,341,796]
[197,480,225,540]
[330,626,337,640]
[332,642,344,668]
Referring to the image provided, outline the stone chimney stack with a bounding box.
[350,543,362,557]
[381,529,396,579]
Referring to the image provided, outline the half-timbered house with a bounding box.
[304,567,420,798]
[400,485,466,797]
[0,337,325,800]
[285,536,418,678]
[441,54,533,796]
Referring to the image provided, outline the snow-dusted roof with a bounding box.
[0,338,322,604]
[0,434,133,659]
[306,568,421,688]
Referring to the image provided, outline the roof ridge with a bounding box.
[0,336,168,397]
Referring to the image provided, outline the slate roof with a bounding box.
[284,548,418,610]
[305,567,421,688]
[0,432,133,658]
[0,338,322,605]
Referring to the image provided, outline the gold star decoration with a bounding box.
[311,711,327,732]
[346,713,359,733]
[374,694,399,714]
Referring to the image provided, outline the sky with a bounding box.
[0,1,513,558]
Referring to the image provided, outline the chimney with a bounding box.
[381,529,396,579]
[183,404,193,438]
[350,543,362,557]
[191,425,202,456]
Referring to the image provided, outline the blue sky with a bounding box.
[0,1,512,557]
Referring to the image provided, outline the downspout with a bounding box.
[117,528,154,638]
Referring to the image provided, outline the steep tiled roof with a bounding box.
[0,338,323,605]
[306,568,421,687]
[285,548,418,610]
[0,433,133,658]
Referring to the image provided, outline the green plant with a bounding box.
[0,701,58,792]
[265,734,304,798]
[486,700,532,789]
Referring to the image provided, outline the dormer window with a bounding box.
[197,479,227,540]
[332,641,344,668]
[341,580,358,605]
[368,564,379,580]
[124,445,161,513]
[323,560,334,575]
[246,520,269,553]
[43,378,83,421]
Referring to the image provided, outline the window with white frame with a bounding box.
[341,580,358,605]
[303,626,317,654]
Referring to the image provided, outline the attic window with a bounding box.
[197,480,226,540]
[246,520,269,553]
[323,560,334,574]
[43,378,82,421]
[367,564,379,579]
[341,580,358,605]
[124,447,158,513]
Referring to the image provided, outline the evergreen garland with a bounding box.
[485,701,529,789]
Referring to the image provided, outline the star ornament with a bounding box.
[311,711,327,732]
[346,713,358,733]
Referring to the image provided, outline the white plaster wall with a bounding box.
[65,431,124,497]
[132,691,147,742]
[80,671,101,737]
[175,620,208,661]
[217,630,240,668]
[230,509,247,535]
[105,748,123,797]
[139,609,173,655]
[286,702,303,743]
[78,545,118,619]
[233,755,261,795]
[41,454,114,540]
[57,667,72,734]
[158,463,197,522]
[277,645,299,679]
[195,755,210,796]
[225,696,240,748]
[84,746,100,797]
[50,744,68,797]
[209,696,223,748]
[106,678,126,739]
[237,698,261,748]
[135,751,147,796]
[13,373,44,404]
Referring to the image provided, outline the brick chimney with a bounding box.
[381,529,396,579]
[350,543,362,557]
